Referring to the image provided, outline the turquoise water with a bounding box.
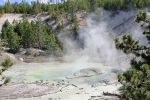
[25,66,74,81]
[5,62,116,85]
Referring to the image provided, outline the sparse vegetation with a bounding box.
[0,57,13,85]
[3,77,11,84]
[1,57,13,71]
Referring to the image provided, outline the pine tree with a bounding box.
[1,21,19,52]
[33,19,48,49]
[71,14,79,39]
[7,26,20,53]
[1,20,10,41]
[0,6,4,14]
[4,0,14,13]
[21,18,35,48]
[115,11,150,99]
[31,1,42,14]
[88,0,97,12]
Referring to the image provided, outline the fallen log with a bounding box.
[103,92,121,98]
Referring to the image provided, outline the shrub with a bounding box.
[4,77,11,84]
[1,56,13,71]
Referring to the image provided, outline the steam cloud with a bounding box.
[58,9,133,71]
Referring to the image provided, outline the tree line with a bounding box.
[1,18,62,53]
[0,0,150,15]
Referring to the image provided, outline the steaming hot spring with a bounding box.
[0,10,141,100]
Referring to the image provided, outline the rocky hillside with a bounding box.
[0,9,145,35]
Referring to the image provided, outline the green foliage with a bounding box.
[0,57,13,86]
[0,6,4,14]
[32,19,48,49]
[45,33,61,51]
[1,20,20,53]
[21,18,35,48]
[7,27,20,53]
[31,2,42,14]
[0,40,7,53]
[1,18,62,53]
[1,20,10,41]
[1,57,13,71]
[115,11,150,100]
[131,0,150,8]
[70,14,79,39]
[136,11,147,23]
[4,77,11,84]
[102,0,125,10]
[3,0,14,13]
[0,0,150,15]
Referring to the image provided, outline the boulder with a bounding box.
[25,48,46,56]
[73,67,102,78]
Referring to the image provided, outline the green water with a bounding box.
[5,62,116,85]
[25,66,74,81]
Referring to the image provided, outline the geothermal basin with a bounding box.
[0,59,122,100]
